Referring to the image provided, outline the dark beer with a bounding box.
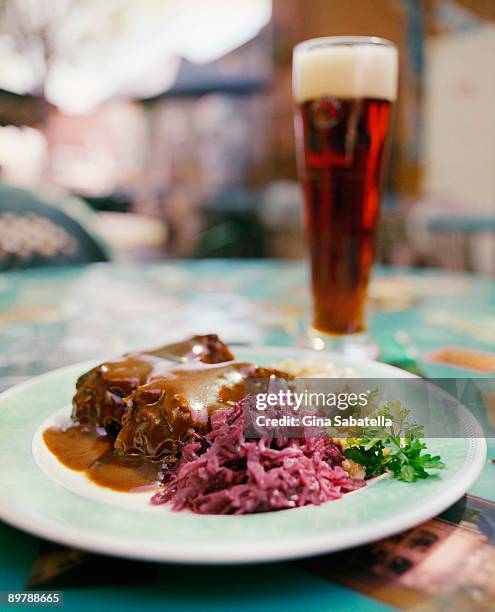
[295,96,392,335]
[293,38,397,340]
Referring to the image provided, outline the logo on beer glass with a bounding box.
[311,97,341,129]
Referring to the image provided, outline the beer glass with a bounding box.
[293,37,398,358]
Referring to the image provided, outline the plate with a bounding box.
[0,346,486,564]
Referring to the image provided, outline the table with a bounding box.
[1,261,494,610]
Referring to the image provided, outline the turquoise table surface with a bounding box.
[1,260,494,611]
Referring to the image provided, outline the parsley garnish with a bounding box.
[344,400,445,482]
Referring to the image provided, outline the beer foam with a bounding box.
[293,38,398,103]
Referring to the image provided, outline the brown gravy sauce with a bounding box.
[43,361,249,492]
[43,425,162,492]
[43,336,287,493]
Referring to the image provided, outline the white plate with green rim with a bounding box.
[0,346,486,564]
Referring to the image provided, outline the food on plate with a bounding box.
[44,335,444,514]
[114,362,290,461]
[46,335,292,489]
[72,334,234,429]
[151,402,364,514]
[72,353,164,430]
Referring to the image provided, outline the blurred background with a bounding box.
[1,0,495,273]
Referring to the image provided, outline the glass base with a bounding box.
[307,327,379,361]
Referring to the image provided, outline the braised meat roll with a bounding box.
[72,334,234,429]
[114,364,292,461]
[147,334,234,363]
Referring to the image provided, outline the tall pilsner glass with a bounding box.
[293,37,398,358]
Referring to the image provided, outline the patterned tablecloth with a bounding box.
[1,261,494,611]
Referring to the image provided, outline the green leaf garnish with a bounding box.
[344,399,445,483]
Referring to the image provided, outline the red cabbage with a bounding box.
[151,402,365,514]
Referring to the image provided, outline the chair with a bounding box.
[0,182,111,270]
